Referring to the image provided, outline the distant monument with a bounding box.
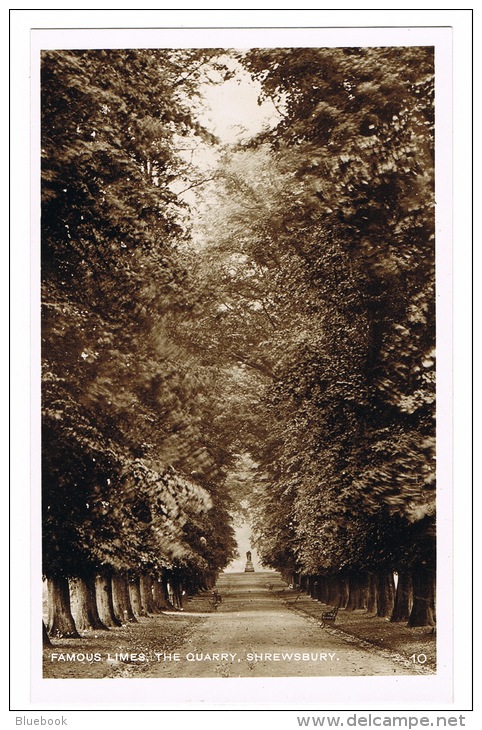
[244,550,255,573]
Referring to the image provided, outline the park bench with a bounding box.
[211,590,222,610]
[321,606,338,627]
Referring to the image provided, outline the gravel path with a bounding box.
[144,571,422,678]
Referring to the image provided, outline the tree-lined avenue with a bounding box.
[41,47,436,650]
[143,572,429,678]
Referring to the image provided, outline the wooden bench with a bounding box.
[211,590,222,609]
[321,606,338,627]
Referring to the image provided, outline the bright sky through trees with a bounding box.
[41,46,437,636]
[198,55,280,144]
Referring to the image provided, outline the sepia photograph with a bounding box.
[9,9,473,718]
[39,42,438,683]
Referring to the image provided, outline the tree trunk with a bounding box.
[315,576,328,602]
[283,570,295,587]
[205,572,217,591]
[69,576,108,631]
[111,573,138,623]
[152,576,173,610]
[169,574,184,610]
[128,576,147,617]
[345,572,367,611]
[339,575,349,609]
[366,572,378,613]
[391,571,413,622]
[46,576,80,638]
[376,570,396,618]
[313,576,324,601]
[408,566,436,627]
[95,574,122,627]
[327,574,343,607]
[43,621,52,647]
[183,575,196,598]
[140,573,156,614]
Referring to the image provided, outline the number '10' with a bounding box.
[409,654,427,664]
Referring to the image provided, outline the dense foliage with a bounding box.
[240,47,436,579]
[180,47,436,586]
[42,46,436,625]
[41,49,237,583]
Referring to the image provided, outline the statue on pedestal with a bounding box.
[244,550,255,573]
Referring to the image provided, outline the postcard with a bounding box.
[9,8,473,721]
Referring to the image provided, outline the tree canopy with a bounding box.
[42,49,237,582]
[174,46,436,580]
[42,46,436,616]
